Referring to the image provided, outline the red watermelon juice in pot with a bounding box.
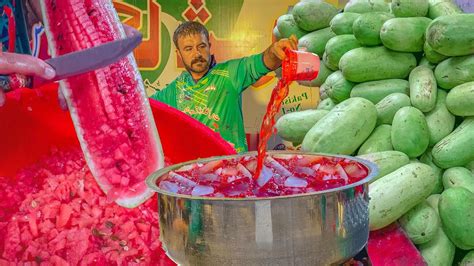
[156,49,352,198]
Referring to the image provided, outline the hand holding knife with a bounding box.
[1,24,142,91]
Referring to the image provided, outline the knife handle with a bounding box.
[1,74,32,91]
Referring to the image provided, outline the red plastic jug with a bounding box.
[282,49,320,82]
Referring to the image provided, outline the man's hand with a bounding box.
[0,51,56,107]
[0,51,56,80]
[263,35,298,71]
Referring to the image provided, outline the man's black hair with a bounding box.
[173,21,210,49]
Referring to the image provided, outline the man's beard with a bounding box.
[184,56,210,74]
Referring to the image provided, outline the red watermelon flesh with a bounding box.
[0,149,176,265]
[39,0,164,208]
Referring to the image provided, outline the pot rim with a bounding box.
[146,151,378,201]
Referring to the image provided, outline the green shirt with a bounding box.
[151,53,270,152]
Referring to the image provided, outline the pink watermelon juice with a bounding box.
[158,154,369,198]
[254,80,291,180]
[39,0,164,208]
[254,50,320,179]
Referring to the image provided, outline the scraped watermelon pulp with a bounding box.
[0,149,175,265]
[40,0,163,208]
[158,154,368,198]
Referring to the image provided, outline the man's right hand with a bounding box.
[263,35,298,71]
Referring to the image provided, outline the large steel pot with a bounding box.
[146,151,378,265]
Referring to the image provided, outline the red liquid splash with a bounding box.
[254,49,320,180]
[254,79,291,180]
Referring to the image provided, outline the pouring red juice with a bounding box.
[156,50,372,198]
[254,49,320,179]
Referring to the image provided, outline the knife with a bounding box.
[45,24,142,82]
[1,24,142,92]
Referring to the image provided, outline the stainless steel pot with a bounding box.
[146,151,378,265]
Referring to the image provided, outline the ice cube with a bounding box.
[191,185,214,196]
[245,160,257,172]
[296,155,323,166]
[284,176,308,188]
[237,163,252,179]
[294,166,316,177]
[268,157,292,177]
[272,154,295,160]
[222,167,238,176]
[169,172,197,187]
[199,160,224,174]
[199,173,220,182]
[227,174,246,183]
[319,164,337,175]
[257,166,273,187]
[312,163,321,171]
[175,164,196,172]
[243,155,254,161]
[159,181,179,193]
[335,164,349,182]
[343,163,367,178]
[226,183,249,196]
[323,174,337,181]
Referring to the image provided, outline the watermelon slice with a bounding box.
[367,223,426,265]
[39,0,164,208]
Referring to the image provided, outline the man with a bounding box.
[151,21,297,153]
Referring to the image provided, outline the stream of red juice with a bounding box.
[254,79,291,179]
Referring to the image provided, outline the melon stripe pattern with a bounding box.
[40,0,164,208]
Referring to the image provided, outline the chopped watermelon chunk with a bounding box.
[0,149,175,265]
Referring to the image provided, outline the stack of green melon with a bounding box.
[274,0,474,264]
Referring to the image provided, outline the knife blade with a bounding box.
[46,24,142,82]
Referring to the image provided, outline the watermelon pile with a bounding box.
[0,149,175,265]
[274,0,474,265]
[39,0,164,208]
